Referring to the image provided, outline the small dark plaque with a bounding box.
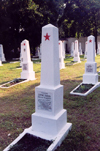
[23,64,28,70]
[86,64,93,73]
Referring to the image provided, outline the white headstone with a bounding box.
[70,42,74,57]
[73,40,80,62]
[97,42,100,54]
[32,24,71,140]
[59,41,65,69]
[0,59,2,66]
[79,42,83,55]
[0,44,6,62]
[62,41,66,58]
[20,39,35,80]
[39,44,42,59]
[84,41,88,59]
[83,35,98,84]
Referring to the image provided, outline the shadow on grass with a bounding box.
[0,78,100,151]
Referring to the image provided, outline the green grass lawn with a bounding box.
[0,55,100,151]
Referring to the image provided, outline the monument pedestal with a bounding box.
[59,58,65,69]
[73,55,80,62]
[21,61,35,80]
[32,85,68,138]
[73,40,81,62]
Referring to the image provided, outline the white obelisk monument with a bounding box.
[83,35,98,84]
[84,41,88,59]
[21,39,35,80]
[70,42,74,57]
[32,24,72,145]
[79,42,83,55]
[97,42,100,55]
[73,40,80,62]
[0,44,6,62]
[59,41,65,69]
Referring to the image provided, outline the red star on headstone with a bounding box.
[23,43,25,46]
[44,33,50,41]
[89,39,92,43]
[59,43,60,45]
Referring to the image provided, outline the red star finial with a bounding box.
[44,33,50,41]
[89,39,92,43]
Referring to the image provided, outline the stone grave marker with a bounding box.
[73,40,80,62]
[59,40,65,69]
[32,24,72,149]
[21,39,35,80]
[97,42,100,54]
[79,42,83,55]
[70,42,74,57]
[83,35,98,84]
[0,44,6,62]
[84,41,88,59]
[62,41,66,58]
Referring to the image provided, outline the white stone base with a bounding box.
[73,57,80,62]
[32,109,67,137]
[21,61,35,80]
[70,82,100,96]
[60,63,65,70]
[83,73,98,84]
[21,71,35,80]
[3,123,72,151]
[0,60,3,66]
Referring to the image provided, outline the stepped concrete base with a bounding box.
[70,82,100,96]
[3,123,72,151]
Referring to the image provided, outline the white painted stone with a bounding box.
[70,42,74,57]
[73,40,80,62]
[0,44,6,62]
[84,41,88,59]
[59,41,65,70]
[83,35,98,84]
[20,51,22,67]
[79,42,83,55]
[32,24,71,140]
[62,41,66,58]
[0,59,2,66]
[39,43,42,59]
[97,42,100,54]
[20,39,35,80]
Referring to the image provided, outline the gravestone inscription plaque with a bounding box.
[37,91,52,112]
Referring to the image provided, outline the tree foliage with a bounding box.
[0,0,100,59]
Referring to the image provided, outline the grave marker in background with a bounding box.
[83,35,98,84]
[79,42,83,55]
[0,44,6,62]
[59,40,65,69]
[97,42,100,55]
[70,42,74,57]
[84,41,88,59]
[21,40,35,80]
[73,40,80,62]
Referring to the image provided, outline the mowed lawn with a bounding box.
[0,55,100,151]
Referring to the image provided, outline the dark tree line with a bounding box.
[0,0,100,60]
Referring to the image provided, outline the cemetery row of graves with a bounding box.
[0,24,100,151]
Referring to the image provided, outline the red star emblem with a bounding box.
[44,33,50,41]
[59,43,60,45]
[89,39,92,43]
[23,43,25,46]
